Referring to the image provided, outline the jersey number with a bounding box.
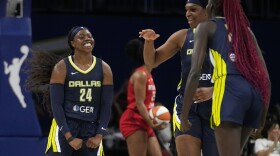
[80,88,92,102]
[151,91,156,102]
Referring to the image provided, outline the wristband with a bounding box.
[67,136,75,143]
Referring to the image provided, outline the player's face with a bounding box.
[185,3,208,28]
[72,29,95,53]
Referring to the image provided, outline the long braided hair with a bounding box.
[24,49,67,116]
[222,0,270,105]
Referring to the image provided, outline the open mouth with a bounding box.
[84,43,92,47]
[83,42,93,48]
[188,19,196,28]
[188,20,194,24]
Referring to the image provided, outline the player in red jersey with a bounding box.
[119,39,165,156]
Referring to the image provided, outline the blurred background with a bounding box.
[0,0,279,155]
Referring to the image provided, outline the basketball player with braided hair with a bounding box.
[26,26,113,156]
[25,49,68,117]
[180,0,271,155]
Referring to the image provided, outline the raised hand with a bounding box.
[139,29,160,41]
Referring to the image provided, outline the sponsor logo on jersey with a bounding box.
[59,126,64,131]
[71,72,79,75]
[200,74,212,81]
[229,53,236,62]
[73,105,94,113]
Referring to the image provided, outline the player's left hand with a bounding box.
[86,134,102,149]
[193,87,213,103]
[180,115,191,132]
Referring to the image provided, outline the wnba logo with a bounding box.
[3,45,29,108]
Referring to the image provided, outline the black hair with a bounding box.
[261,114,279,138]
[125,38,144,66]
[210,0,223,16]
[24,49,68,116]
[67,26,88,50]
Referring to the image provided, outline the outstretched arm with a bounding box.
[139,29,186,68]
[139,29,160,68]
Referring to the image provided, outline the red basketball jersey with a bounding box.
[126,66,156,111]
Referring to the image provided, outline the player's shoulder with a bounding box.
[132,68,148,82]
[54,59,66,70]
[100,58,113,82]
[173,29,188,37]
[195,20,217,37]
[101,59,112,71]
[170,29,188,46]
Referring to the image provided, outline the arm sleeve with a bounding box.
[97,85,113,136]
[50,83,69,134]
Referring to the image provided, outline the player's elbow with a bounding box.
[188,70,201,80]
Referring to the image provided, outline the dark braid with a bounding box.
[125,38,144,66]
[24,49,68,116]
[223,0,270,105]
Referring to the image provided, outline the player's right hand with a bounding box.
[180,115,192,132]
[139,29,160,41]
[69,138,83,150]
[150,121,167,130]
